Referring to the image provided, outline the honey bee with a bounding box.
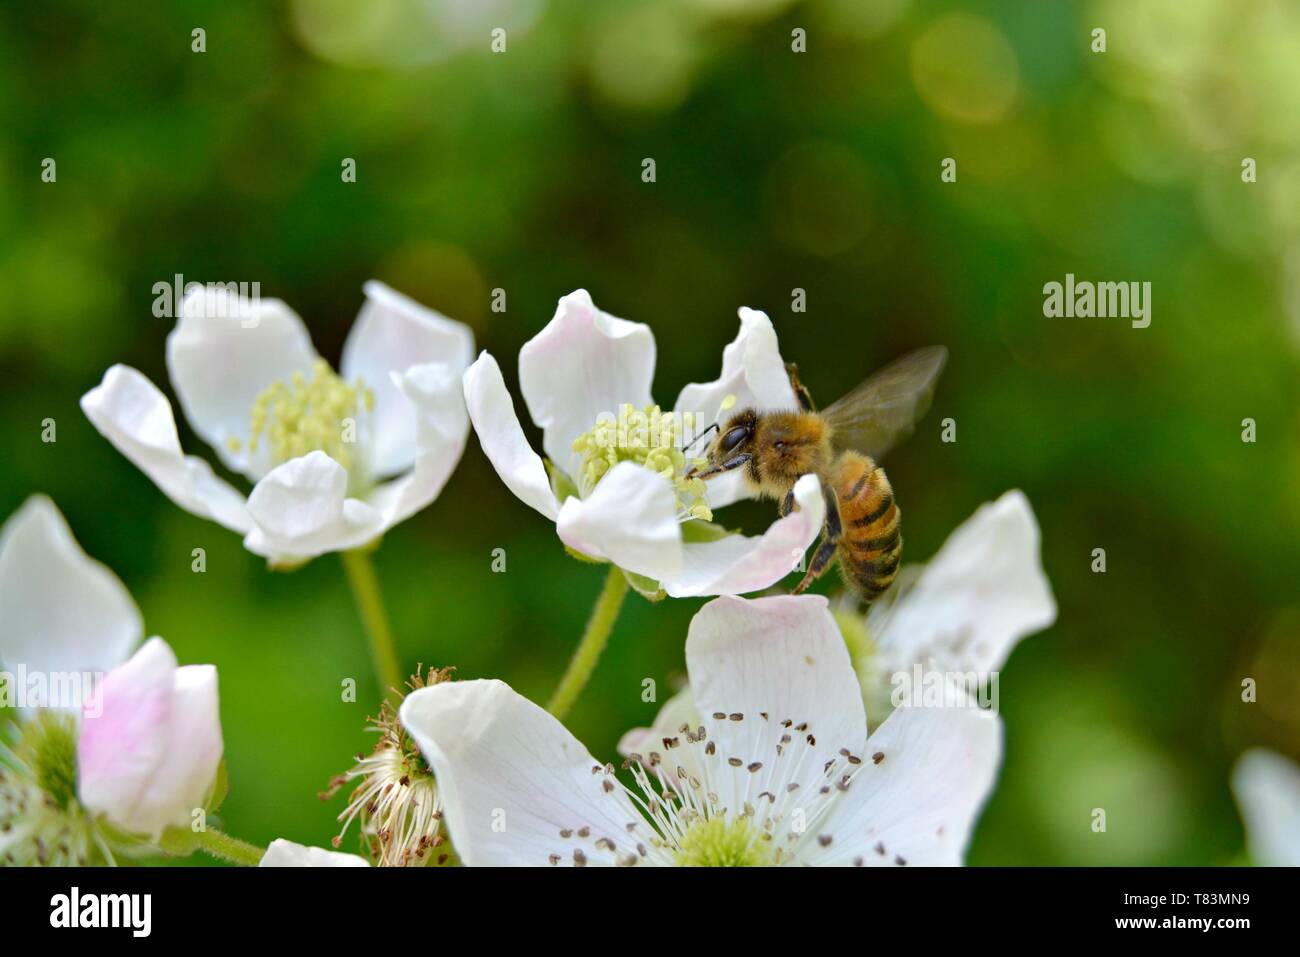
[687,346,947,602]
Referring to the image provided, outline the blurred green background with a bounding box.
[2,0,1298,865]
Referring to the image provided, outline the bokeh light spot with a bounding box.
[911,13,1019,125]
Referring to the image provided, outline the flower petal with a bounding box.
[77,638,175,836]
[0,496,141,695]
[463,352,559,521]
[616,688,699,762]
[1232,748,1300,867]
[79,641,223,841]
[519,290,655,480]
[400,679,646,867]
[805,697,1002,866]
[81,366,254,535]
[365,361,470,532]
[685,595,866,799]
[259,838,371,867]
[341,282,475,479]
[138,663,223,839]
[870,490,1055,679]
[664,472,824,597]
[243,451,385,560]
[555,462,683,582]
[165,286,321,478]
[674,307,797,509]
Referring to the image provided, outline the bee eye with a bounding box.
[720,427,747,453]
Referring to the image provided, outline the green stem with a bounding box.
[340,549,404,697]
[192,829,266,867]
[546,566,629,720]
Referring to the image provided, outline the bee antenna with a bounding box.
[681,420,719,453]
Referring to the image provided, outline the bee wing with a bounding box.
[821,346,948,460]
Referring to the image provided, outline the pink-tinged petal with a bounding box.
[365,361,470,532]
[341,282,475,479]
[166,287,321,478]
[555,462,683,582]
[683,594,866,818]
[872,490,1056,678]
[78,638,176,835]
[463,352,559,521]
[664,472,823,597]
[674,307,797,509]
[259,839,371,867]
[80,642,223,840]
[80,366,254,535]
[1233,749,1300,867]
[519,290,656,481]
[130,664,223,838]
[804,695,1003,866]
[400,679,646,866]
[0,496,141,694]
[243,451,385,560]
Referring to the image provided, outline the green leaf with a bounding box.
[623,569,666,602]
[156,824,202,858]
[564,544,607,565]
[545,458,580,504]
[204,759,230,813]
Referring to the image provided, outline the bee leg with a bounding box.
[785,362,817,413]
[693,452,752,481]
[779,489,795,517]
[792,480,842,594]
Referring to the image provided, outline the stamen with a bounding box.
[0,713,104,866]
[238,359,375,488]
[675,816,772,867]
[580,708,866,867]
[321,667,454,867]
[572,404,713,521]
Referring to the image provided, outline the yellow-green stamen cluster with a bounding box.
[674,816,774,867]
[564,713,867,866]
[229,359,375,481]
[0,713,105,866]
[572,404,712,521]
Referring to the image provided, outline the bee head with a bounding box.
[687,410,757,480]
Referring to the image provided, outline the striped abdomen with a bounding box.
[831,451,901,602]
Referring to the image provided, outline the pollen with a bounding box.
[572,404,712,522]
[247,358,374,480]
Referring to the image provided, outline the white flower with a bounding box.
[399,594,1000,866]
[1232,748,1300,866]
[259,838,370,867]
[852,490,1057,725]
[623,490,1055,750]
[0,496,223,863]
[81,282,474,564]
[463,289,825,598]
